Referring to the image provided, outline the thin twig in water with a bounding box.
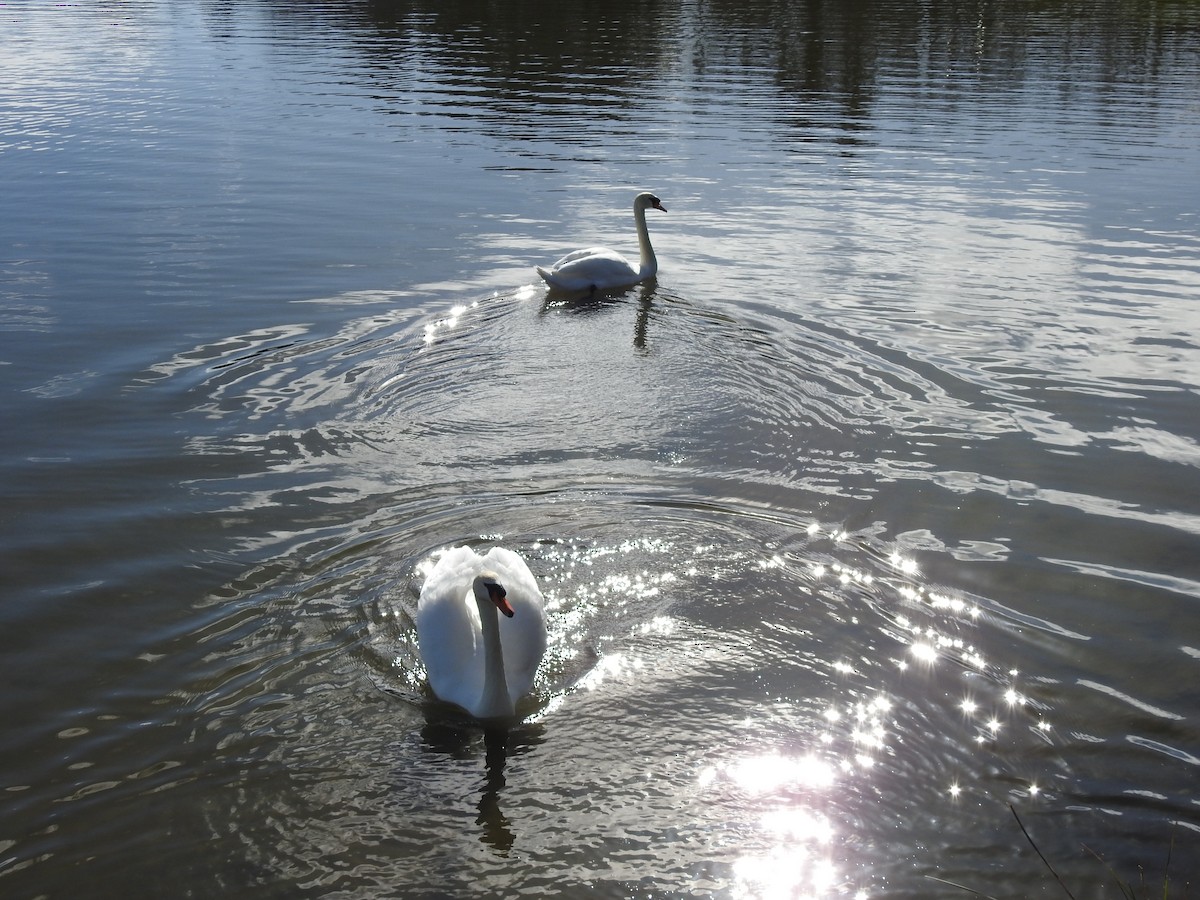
[1082,845,1134,900]
[1010,803,1078,900]
[1162,829,1176,899]
[924,874,1003,899]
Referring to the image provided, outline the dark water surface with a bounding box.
[3,1,1199,897]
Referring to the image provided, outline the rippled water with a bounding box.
[3,1,1199,897]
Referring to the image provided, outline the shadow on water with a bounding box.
[420,715,547,856]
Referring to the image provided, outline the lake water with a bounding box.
[3,1,1199,897]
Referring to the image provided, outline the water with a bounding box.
[3,1,1199,896]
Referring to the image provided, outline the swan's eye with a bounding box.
[487,582,516,618]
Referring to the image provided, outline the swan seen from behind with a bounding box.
[416,546,547,720]
[536,191,667,292]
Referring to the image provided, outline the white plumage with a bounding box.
[416,546,547,719]
[536,191,667,292]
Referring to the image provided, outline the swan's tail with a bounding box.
[535,265,555,284]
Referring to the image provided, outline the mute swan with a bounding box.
[537,191,667,292]
[416,546,547,720]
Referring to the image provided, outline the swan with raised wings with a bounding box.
[536,191,667,292]
[416,546,547,720]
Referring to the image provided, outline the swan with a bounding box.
[536,191,667,292]
[416,546,547,720]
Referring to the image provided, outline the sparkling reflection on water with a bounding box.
[2,0,1200,897]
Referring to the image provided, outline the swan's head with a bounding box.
[475,571,515,618]
[636,191,667,213]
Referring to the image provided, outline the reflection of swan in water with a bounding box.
[541,282,659,352]
[419,721,546,856]
[537,192,667,293]
[476,727,513,854]
[417,546,547,720]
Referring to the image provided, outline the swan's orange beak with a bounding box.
[488,584,516,618]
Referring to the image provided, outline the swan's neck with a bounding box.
[474,585,514,719]
[634,201,657,279]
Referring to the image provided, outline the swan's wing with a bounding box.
[482,547,548,700]
[416,547,485,709]
[550,246,613,267]
[552,247,634,274]
[538,248,639,291]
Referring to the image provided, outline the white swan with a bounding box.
[416,546,547,720]
[536,191,667,292]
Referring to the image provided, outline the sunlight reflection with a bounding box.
[702,752,848,899]
[910,641,938,664]
[800,525,1065,849]
[712,753,839,795]
[422,300,478,344]
[637,615,676,637]
[732,845,840,900]
[545,524,1059,897]
[761,807,833,843]
[576,651,642,691]
[889,550,919,576]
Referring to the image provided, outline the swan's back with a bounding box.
[537,248,638,292]
[550,246,619,268]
